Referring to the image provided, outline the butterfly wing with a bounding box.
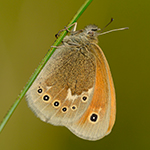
[66,44,116,141]
[26,45,96,126]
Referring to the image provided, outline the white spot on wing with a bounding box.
[66,87,94,101]
[66,89,78,101]
[88,87,94,94]
[46,86,52,90]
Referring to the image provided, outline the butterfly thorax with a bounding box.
[63,25,99,48]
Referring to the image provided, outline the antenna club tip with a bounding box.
[111,18,114,21]
[125,27,129,29]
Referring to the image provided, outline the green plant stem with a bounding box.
[0,0,93,133]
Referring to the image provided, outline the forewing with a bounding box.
[66,44,116,141]
[26,45,96,126]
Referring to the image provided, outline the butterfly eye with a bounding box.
[61,106,68,113]
[81,95,88,102]
[71,105,77,111]
[42,94,51,103]
[89,113,99,124]
[52,100,61,108]
[91,28,97,31]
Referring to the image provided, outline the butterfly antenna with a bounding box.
[98,27,129,35]
[99,18,114,33]
[98,18,129,35]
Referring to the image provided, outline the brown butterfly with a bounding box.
[26,21,127,141]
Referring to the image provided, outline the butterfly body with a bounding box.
[26,24,116,141]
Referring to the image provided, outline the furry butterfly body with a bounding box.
[26,24,116,141]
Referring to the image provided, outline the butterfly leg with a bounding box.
[55,22,78,39]
[69,22,77,31]
[51,45,62,48]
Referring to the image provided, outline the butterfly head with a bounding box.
[83,25,101,43]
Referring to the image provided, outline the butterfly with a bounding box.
[26,22,117,141]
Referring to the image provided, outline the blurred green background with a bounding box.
[0,0,149,149]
